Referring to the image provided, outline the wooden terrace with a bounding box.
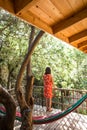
[14,105,87,130]
[8,87,87,130]
[0,1,87,129]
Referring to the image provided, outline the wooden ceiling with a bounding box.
[0,0,87,54]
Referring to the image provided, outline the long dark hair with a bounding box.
[45,67,51,74]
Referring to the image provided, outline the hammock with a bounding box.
[0,94,87,124]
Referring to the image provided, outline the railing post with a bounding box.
[41,87,44,107]
[61,91,64,111]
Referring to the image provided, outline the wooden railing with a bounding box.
[33,86,87,115]
[8,86,87,115]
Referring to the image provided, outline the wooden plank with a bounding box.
[83,0,87,7]
[17,11,53,34]
[80,18,87,28]
[70,38,87,48]
[52,8,87,34]
[29,5,55,25]
[51,0,74,17]
[67,0,84,13]
[84,50,87,53]
[17,11,69,44]
[69,30,87,43]
[16,0,40,14]
[78,41,87,48]
[61,19,87,37]
[14,0,32,12]
[80,45,87,51]
[72,19,87,32]
[54,32,69,43]
[61,26,78,37]
[37,0,64,22]
[0,0,15,13]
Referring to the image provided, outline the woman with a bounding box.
[43,67,54,112]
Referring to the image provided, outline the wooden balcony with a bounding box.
[8,86,87,130]
[14,105,87,130]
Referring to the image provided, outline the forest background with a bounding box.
[0,8,87,90]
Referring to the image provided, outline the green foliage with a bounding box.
[0,8,87,90]
[0,8,30,87]
[32,35,87,89]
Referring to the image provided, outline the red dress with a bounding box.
[43,74,53,98]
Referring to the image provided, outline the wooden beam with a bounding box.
[17,11,69,43]
[80,45,87,51]
[17,11,53,34]
[54,32,69,43]
[52,8,87,34]
[15,0,40,14]
[0,0,15,13]
[14,0,32,13]
[69,30,87,43]
[84,50,87,53]
[78,41,87,48]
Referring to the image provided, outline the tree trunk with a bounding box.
[23,25,35,130]
[20,76,34,130]
[15,30,44,130]
[0,86,16,130]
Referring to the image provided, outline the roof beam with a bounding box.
[78,41,87,48]
[84,50,87,53]
[52,8,87,34]
[17,11,53,34]
[0,0,15,13]
[14,0,32,13]
[80,45,87,51]
[0,0,40,14]
[69,30,87,43]
[54,32,69,43]
[15,0,40,14]
[17,11,69,43]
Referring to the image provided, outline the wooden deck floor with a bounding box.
[14,105,87,130]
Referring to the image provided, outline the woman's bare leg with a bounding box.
[46,98,49,111]
[48,98,52,111]
[46,98,52,112]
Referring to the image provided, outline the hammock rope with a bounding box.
[0,94,87,124]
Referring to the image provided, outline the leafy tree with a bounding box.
[0,8,29,88]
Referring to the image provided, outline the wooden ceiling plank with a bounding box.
[0,0,15,13]
[52,8,87,34]
[36,0,64,22]
[51,0,74,17]
[67,0,84,13]
[69,30,87,43]
[29,5,55,25]
[83,0,87,7]
[78,41,87,48]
